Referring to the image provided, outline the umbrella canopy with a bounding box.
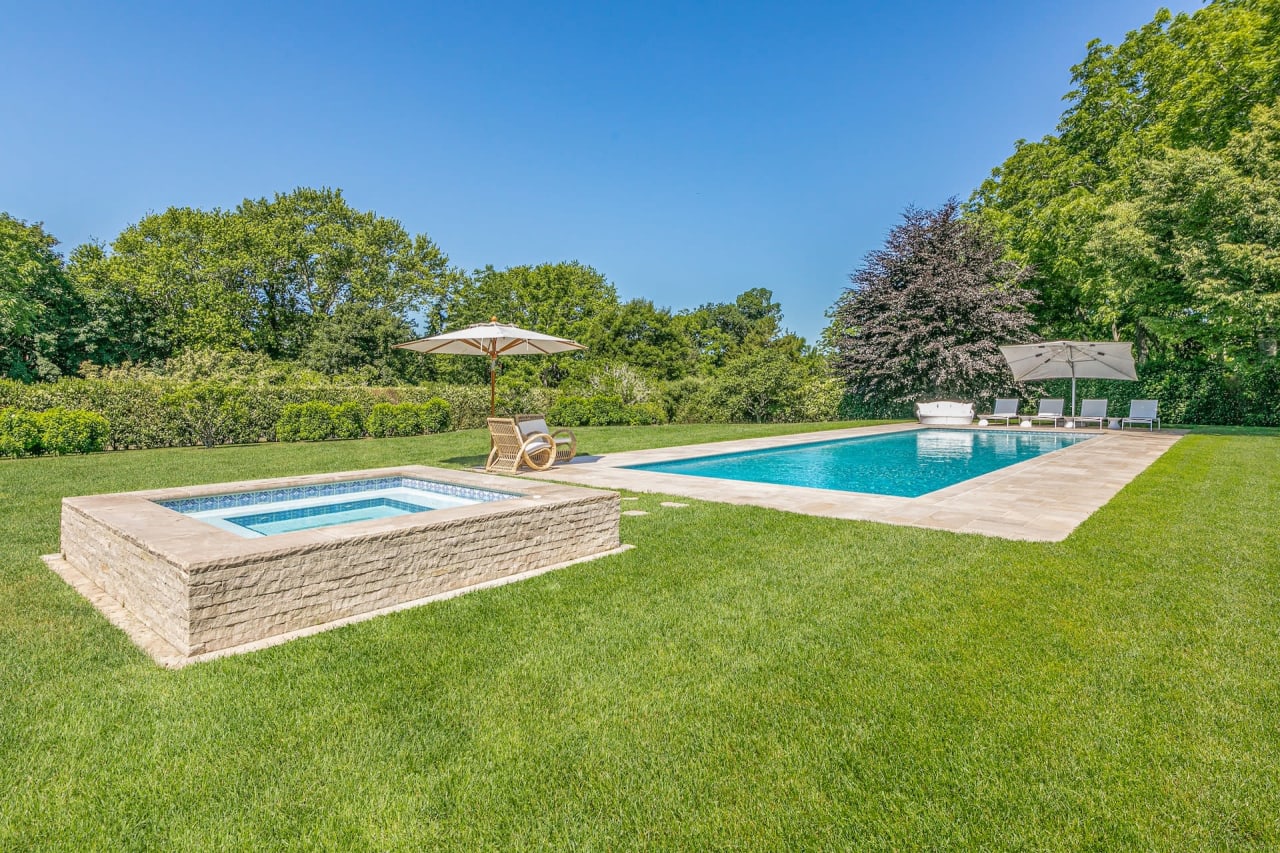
[394,319,586,416]
[999,340,1138,418]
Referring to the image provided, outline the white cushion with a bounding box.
[519,418,550,437]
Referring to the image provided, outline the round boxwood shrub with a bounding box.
[36,408,110,454]
[331,401,365,439]
[368,403,419,438]
[548,396,592,427]
[0,408,43,457]
[276,401,336,442]
[415,398,452,434]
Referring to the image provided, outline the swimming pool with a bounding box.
[624,428,1095,497]
[157,476,514,537]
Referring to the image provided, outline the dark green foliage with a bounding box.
[548,395,663,427]
[837,394,914,421]
[0,214,89,381]
[367,401,452,437]
[159,384,251,449]
[331,402,365,439]
[0,408,42,457]
[35,408,109,454]
[300,304,428,384]
[585,299,694,381]
[275,402,337,442]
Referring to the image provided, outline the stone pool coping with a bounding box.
[45,465,625,667]
[520,423,1185,542]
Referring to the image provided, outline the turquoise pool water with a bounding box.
[625,429,1095,498]
[226,497,432,536]
[161,476,517,537]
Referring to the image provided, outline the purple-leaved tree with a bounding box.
[827,199,1038,407]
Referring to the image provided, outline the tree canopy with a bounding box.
[0,214,87,380]
[65,187,455,367]
[828,200,1036,404]
[973,0,1280,367]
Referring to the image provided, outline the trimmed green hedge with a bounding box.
[366,400,452,438]
[840,360,1280,427]
[0,379,488,449]
[274,399,451,443]
[0,407,110,456]
[548,395,664,427]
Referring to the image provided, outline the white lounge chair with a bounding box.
[1028,398,1064,426]
[1075,398,1108,428]
[980,398,1020,425]
[1121,399,1160,430]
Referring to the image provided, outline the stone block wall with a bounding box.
[61,504,191,654]
[56,467,621,662]
[185,495,619,654]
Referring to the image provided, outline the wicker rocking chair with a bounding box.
[486,418,555,473]
[514,414,577,464]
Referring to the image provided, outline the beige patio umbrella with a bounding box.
[394,318,586,417]
[999,340,1138,418]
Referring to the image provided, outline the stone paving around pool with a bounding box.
[520,423,1185,542]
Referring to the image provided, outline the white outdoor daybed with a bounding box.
[914,400,975,425]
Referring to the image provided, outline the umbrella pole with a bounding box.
[489,355,497,418]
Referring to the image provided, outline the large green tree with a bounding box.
[235,188,454,357]
[828,200,1037,405]
[974,0,1280,365]
[66,187,454,365]
[678,288,787,370]
[448,261,619,340]
[300,303,428,383]
[0,213,88,380]
[584,298,695,381]
[1084,101,1280,362]
[443,261,618,386]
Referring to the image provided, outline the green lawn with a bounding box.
[2,423,1279,849]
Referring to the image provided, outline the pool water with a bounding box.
[226,497,438,536]
[625,429,1095,498]
[158,476,516,537]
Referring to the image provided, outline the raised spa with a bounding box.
[157,476,514,537]
[49,466,621,666]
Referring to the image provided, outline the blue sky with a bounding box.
[1,0,1204,343]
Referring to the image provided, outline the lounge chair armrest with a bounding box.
[550,427,577,451]
[519,432,556,470]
